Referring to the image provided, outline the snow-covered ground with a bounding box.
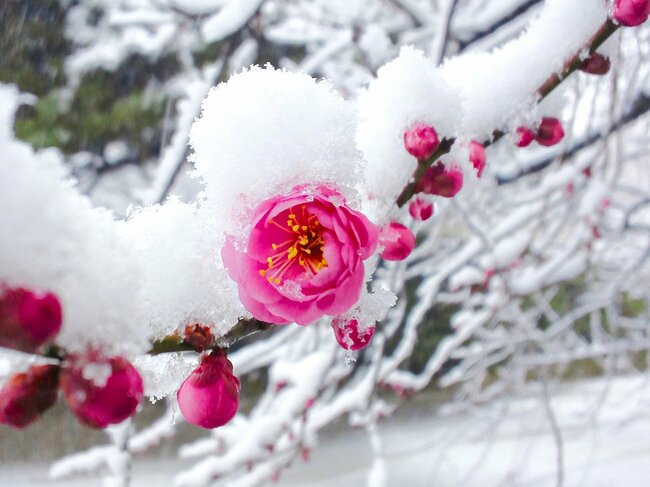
[2,373,650,486]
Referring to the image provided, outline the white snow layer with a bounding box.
[357,0,608,209]
[0,86,148,357]
[190,66,363,239]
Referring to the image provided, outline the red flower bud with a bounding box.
[0,364,59,429]
[613,0,650,26]
[416,162,464,198]
[61,353,143,429]
[331,318,375,351]
[177,350,240,429]
[379,222,416,261]
[403,123,440,160]
[469,141,486,178]
[515,127,535,147]
[408,198,434,221]
[579,52,611,75]
[0,287,62,353]
[535,117,564,147]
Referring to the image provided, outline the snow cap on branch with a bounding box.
[0,86,148,356]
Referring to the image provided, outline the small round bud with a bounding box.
[515,127,535,147]
[469,140,486,178]
[535,117,564,147]
[613,0,650,27]
[416,161,464,198]
[408,198,434,221]
[579,52,611,75]
[177,350,240,429]
[0,364,59,429]
[0,287,62,353]
[379,222,416,261]
[61,353,143,429]
[331,318,375,351]
[403,123,440,160]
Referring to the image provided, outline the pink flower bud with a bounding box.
[177,350,240,429]
[331,318,375,351]
[403,123,440,160]
[408,198,434,221]
[61,353,143,429]
[579,52,611,75]
[613,0,650,26]
[515,127,535,147]
[535,117,564,147]
[416,162,464,198]
[378,222,416,261]
[0,364,59,429]
[0,287,62,353]
[469,141,486,178]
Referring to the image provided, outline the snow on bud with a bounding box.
[378,222,416,261]
[408,198,434,221]
[0,364,59,429]
[469,140,486,178]
[535,117,564,147]
[403,123,440,160]
[61,353,143,429]
[416,161,464,198]
[331,318,375,351]
[222,185,378,325]
[0,287,62,353]
[515,127,535,147]
[612,0,650,26]
[579,52,611,75]
[177,350,240,430]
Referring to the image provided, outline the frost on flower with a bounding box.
[191,67,380,325]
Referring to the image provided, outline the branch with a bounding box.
[395,19,619,208]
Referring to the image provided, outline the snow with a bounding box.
[0,86,148,357]
[201,0,263,43]
[190,66,363,240]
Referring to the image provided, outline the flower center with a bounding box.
[260,205,328,285]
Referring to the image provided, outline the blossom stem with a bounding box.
[396,18,619,208]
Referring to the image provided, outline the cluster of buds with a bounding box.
[515,117,565,148]
[0,286,143,430]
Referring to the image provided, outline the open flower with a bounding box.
[223,185,378,325]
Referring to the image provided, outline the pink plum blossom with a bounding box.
[379,222,416,261]
[409,198,434,221]
[535,117,564,146]
[0,287,62,353]
[469,140,486,178]
[0,364,59,429]
[177,350,240,429]
[515,127,535,147]
[222,185,379,325]
[416,161,464,198]
[331,318,375,351]
[60,353,143,429]
[579,52,611,75]
[403,122,440,160]
[613,0,650,26]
